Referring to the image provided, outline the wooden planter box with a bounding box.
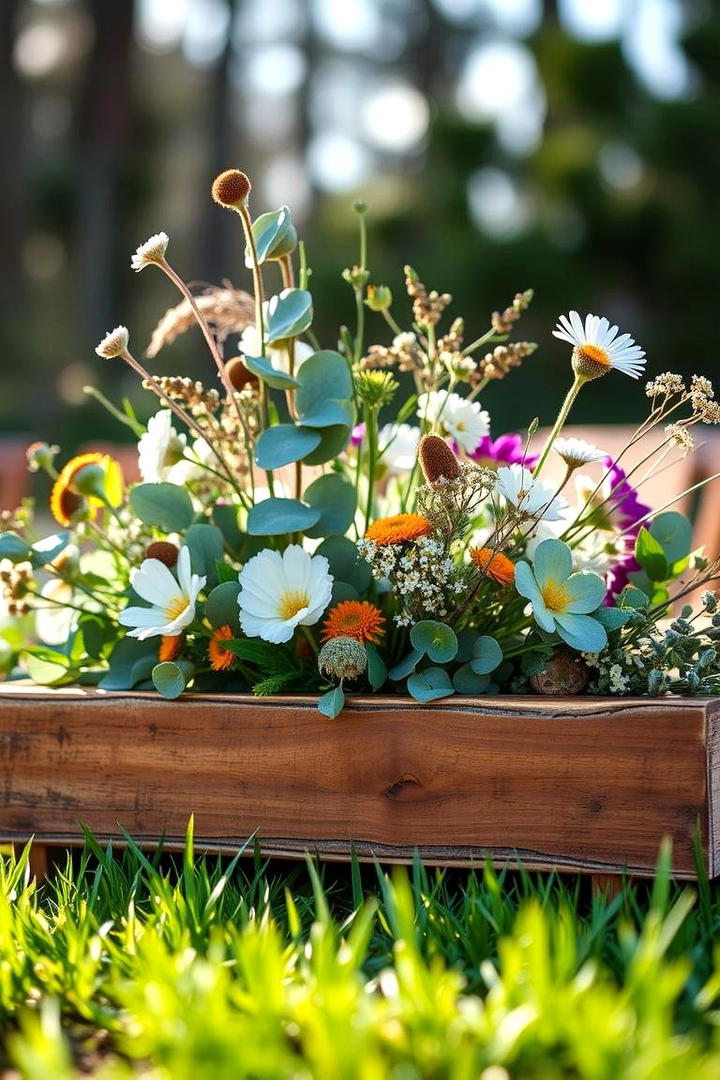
[0,683,718,883]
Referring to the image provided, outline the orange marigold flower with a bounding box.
[469,546,515,585]
[365,513,432,545]
[209,624,236,672]
[50,452,123,527]
[159,635,182,663]
[321,600,385,644]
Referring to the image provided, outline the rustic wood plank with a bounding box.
[0,685,716,878]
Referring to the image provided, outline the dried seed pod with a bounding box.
[530,647,590,696]
[225,356,259,392]
[418,434,461,485]
[145,541,179,567]
[211,169,251,208]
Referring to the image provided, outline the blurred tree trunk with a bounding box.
[72,0,133,339]
[0,0,27,321]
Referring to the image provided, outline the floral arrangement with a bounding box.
[2,168,720,716]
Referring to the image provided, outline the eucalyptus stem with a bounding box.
[363,406,379,530]
[533,373,586,479]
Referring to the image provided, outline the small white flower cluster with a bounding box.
[357,535,466,626]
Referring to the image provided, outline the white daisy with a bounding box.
[131,231,169,272]
[495,463,569,521]
[95,325,129,359]
[378,423,420,474]
[119,546,205,640]
[138,410,188,484]
[553,311,646,380]
[237,545,333,645]
[553,437,606,469]
[417,390,490,454]
[239,324,313,375]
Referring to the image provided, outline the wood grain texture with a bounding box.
[0,684,717,878]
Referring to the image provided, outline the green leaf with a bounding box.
[31,532,70,567]
[296,351,353,420]
[650,511,692,565]
[301,424,352,465]
[297,399,355,429]
[265,288,313,343]
[470,635,503,675]
[224,638,296,674]
[303,474,357,539]
[455,630,479,663]
[0,532,31,562]
[407,666,454,703]
[331,581,360,605]
[130,483,194,533]
[212,504,243,553]
[635,526,669,582]
[619,585,650,609]
[79,615,117,660]
[593,606,634,631]
[318,685,345,719]
[99,636,159,690]
[246,206,297,266]
[389,649,422,681]
[152,661,186,699]
[247,498,321,536]
[452,664,491,695]
[410,620,458,664]
[316,535,372,593]
[243,354,300,390]
[255,424,321,470]
[366,644,387,690]
[23,649,73,687]
[205,581,241,633]
[184,524,224,587]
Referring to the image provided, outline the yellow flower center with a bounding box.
[279,589,310,621]
[579,343,611,367]
[164,595,188,622]
[541,580,571,612]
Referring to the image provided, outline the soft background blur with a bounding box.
[2,0,718,460]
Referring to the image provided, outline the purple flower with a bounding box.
[351,423,366,448]
[603,457,651,596]
[470,433,539,470]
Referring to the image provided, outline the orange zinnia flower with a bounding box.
[365,513,432,545]
[469,546,515,585]
[159,635,182,663]
[209,624,236,671]
[50,452,123,527]
[321,600,385,644]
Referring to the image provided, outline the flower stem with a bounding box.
[363,406,379,530]
[533,373,586,479]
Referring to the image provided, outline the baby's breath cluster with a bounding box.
[358,533,467,626]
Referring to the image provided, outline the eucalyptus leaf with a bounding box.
[31,532,70,567]
[0,532,31,562]
[410,621,458,664]
[130,483,194,533]
[246,206,297,266]
[389,649,422,681]
[315,536,372,592]
[266,289,313,344]
[593,606,634,631]
[303,473,357,538]
[255,425,321,470]
[184,524,224,588]
[242,354,300,390]
[366,645,387,690]
[470,635,503,675]
[152,661,186,700]
[205,580,241,633]
[296,351,353,419]
[407,666,455,703]
[452,664,491,695]
[247,498,321,536]
[297,399,355,429]
[99,637,159,691]
[330,581,360,605]
[650,511,692,565]
[318,685,345,719]
[302,424,352,465]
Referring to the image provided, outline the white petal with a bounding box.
[131,559,179,606]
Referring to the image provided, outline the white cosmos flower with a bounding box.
[239,325,313,376]
[553,437,606,469]
[131,231,169,271]
[378,423,420,474]
[119,546,205,640]
[496,463,569,521]
[553,311,646,379]
[417,390,489,454]
[138,410,188,483]
[238,545,333,645]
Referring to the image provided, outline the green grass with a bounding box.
[2,826,720,1078]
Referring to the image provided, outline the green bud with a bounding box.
[364,285,393,312]
[352,199,368,215]
[71,463,109,503]
[318,637,368,681]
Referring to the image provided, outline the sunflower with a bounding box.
[365,513,432,545]
[208,624,236,671]
[50,452,123,527]
[321,601,385,644]
[159,635,182,663]
[469,546,515,586]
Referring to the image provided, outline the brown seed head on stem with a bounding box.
[145,541,179,567]
[211,169,252,209]
[418,433,461,485]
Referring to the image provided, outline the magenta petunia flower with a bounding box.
[470,433,539,470]
[602,457,652,597]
